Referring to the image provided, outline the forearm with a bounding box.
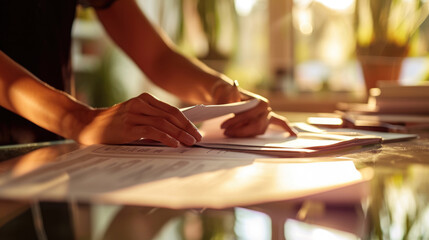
[0,51,93,140]
[151,47,236,104]
[96,0,233,104]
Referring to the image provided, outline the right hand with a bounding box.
[211,80,297,138]
[76,93,202,147]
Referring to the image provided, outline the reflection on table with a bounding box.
[0,126,428,240]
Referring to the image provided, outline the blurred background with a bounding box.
[71,0,429,112]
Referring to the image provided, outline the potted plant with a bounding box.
[355,0,429,92]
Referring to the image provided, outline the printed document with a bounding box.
[0,145,372,209]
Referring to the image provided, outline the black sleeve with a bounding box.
[79,0,117,9]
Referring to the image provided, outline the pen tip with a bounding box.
[233,80,239,87]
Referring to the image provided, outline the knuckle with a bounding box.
[159,133,173,142]
[157,118,169,127]
[176,129,187,139]
[172,107,182,116]
[166,115,177,124]
[126,98,144,111]
[185,123,195,132]
[139,93,153,102]
[140,92,150,98]
[168,107,183,119]
[139,126,153,136]
[123,100,135,112]
[122,114,132,125]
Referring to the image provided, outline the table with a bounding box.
[0,118,428,240]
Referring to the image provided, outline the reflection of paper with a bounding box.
[0,145,372,209]
[181,99,259,123]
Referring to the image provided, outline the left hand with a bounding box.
[212,80,297,138]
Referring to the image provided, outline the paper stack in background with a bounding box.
[337,84,429,132]
[368,84,429,114]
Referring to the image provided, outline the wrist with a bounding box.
[62,104,97,142]
[211,80,230,103]
[211,77,246,104]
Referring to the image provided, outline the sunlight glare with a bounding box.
[316,0,355,11]
[235,208,271,240]
[296,9,313,35]
[307,117,343,126]
[235,0,258,16]
[285,219,359,240]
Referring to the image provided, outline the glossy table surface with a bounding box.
[0,118,428,240]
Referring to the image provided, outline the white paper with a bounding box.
[181,99,259,123]
[325,128,417,143]
[0,145,372,209]
[292,122,418,143]
[196,117,382,157]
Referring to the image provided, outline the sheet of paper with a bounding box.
[326,128,417,143]
[345,112,429,124]
[0,145,372,209]
[181,99,259,123]
[292,122,418,143]
[201,131,374,149]
[196,116,382,157]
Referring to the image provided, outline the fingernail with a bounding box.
[172,140,180,148]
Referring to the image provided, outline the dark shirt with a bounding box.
[0,0,115,144]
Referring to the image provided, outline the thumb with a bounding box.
[269,112,298,136]
[213,80,242,104]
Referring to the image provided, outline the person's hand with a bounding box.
[76,93,202,147]
[212,80,297,138]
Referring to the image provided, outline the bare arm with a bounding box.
[0,50,91,141]
[96,0,297,137]
[96,0,231,105]
[0,50,201,146]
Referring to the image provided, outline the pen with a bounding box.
[233,80,239,88]
[232,80,241,102]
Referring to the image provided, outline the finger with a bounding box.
[127,114,198,146]
[269,112,298,136]
[221,101,270,129]
[224,116,269,138]
[133,93,202,141]
[238,88,267,102]
[141,94,202,141]
[135,126,180,148]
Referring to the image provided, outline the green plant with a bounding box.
[355,0,429,56]
[196,0,238,60]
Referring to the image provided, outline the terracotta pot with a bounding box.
[358,56,404,92]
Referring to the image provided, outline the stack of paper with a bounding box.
[338,84,429,115]
[336,85,429,132]
[293,122,418,143]
[180,100,382,157]
[367,85,429,114]
[196,117,382,157]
